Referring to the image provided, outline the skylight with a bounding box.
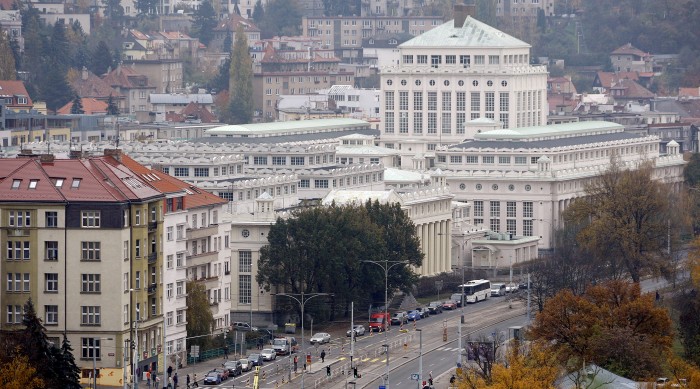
[71,178,81,188]
[29,180,38,189]
[55,178,64,187]
[11,179,21,189]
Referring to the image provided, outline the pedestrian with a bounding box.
[450,374,456,385]
[428,371,433,386]
[193,373,199,387]
[320,349,326,363]
[224,345,229,359]
[186,374,191,388]
[173,372,178,388]
[168,375,173,389]
[326,365,331,377]
[146,370,151,387]
[293,355,298,373]
[154,376,160,388]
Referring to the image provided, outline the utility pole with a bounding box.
[417,329,423,389]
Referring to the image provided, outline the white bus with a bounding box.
[458,279,491,303]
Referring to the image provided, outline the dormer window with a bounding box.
[369,39,374,44]
[389,39,397,45]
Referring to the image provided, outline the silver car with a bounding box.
[346,325,366,337]
[261,348,277,361]
[309,332,331,344]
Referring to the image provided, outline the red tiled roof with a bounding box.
[679,87,700,98]
[610,78,655,99]
[120,154,227,210]
[68,68,122,99]
[160,31,193,40]
[102,66,153,89]
[0,156,161,203]
[56,98,108,115]
[213,13,260,32]
[611,43,650,57]
[0,80,33,107]
[0,0,18,10]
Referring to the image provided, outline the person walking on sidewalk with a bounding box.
[192,373,199,387]
[320,349,326,363]
[186,374,191,388]
[293,355,298,373]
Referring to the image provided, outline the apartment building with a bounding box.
[253,44,354,121]
[0,151,165,387]
[379,4,548,165]
[495,0,555,18]
[302,15,444,61]
[121,153,231,369]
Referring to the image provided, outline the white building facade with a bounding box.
[431,121,686,250]
[379,8,548,167]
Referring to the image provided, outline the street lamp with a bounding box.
[94,337,114,389]
[271,292,332,389]
[416,329,423,389]
[361,259,410,389]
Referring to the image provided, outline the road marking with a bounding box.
[370,358,380,362]
[362,358,370,362]
[381,359,386,363]
[338,357,346,361]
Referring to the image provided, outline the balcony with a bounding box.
[148,252,157,264]
[147,284,157,294]
[186,224,218,241]
[192,275,219,289]
[148,221,158,232]
[186,250,218,267]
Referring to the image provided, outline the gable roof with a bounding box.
[0,156,162,203]
[400,16,529,49]
[213,13,260,33]
[594,71,640,88]
[609,78,655,99]
[611,43,650,58]
[68,68,122,100]
[56,98,108,115]
[102,65,153,89]
[165,102,217,123]
[0,80,32,106]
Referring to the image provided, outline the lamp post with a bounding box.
[442,232,474,369]
[272,292,332,389]
[416,329,422,389]
[361,259,409,389]
[133,306,141,389]
[94,337,114,389]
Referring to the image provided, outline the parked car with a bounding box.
[203,371,221,385]
[248,353,264,367]
[416,307,430,318]
[272,336,298,355]
[491,283,506,297]
[224,360,242,377]
[346,325,366,337]
[407,310,422,321]
[442,301,457,310]
[239,358,252,372]
[261,348,277,361]
[390,311,408,325]
[505,283,518,293]
[232,322,258,332]
[428,302,443,314]
[210,368,229,381]
[310,332,331,344]
[450,293,464,307]
[518,282,530,290]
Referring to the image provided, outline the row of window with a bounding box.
[298,173,382,189]
[471,219,534,236]
[473,201,534,218]
[442,155,540,165]
[400,53,529,66]
[6,209,160,229]
[5,304,101,326]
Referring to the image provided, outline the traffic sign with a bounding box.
[379,386,386,389]
[410,373,420,380]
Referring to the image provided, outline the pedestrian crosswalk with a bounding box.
[435,347,464,352]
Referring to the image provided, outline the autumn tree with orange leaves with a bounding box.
[529,280,672,380]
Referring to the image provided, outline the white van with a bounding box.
[490,283,506,297]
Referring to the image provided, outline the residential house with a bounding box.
[56,98,108,115]
[211,13,260,52]
[121,59,184,93]
[362,33,414,69]
[102,65,157,116]
[165,102,217,124]
[68,67,125,107]
[149,94,214,118]
[611,43,653,73]
[0,10,23,52]
[0,80,32,112]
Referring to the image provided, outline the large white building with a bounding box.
[379,5,548,165]
[430,121,686,250]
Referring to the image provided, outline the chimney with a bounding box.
[81,66,88,81]
[104,148,122,162]
[39,154,55,164]
[454,1,476,28]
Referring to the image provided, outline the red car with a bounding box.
[442,301,457,310]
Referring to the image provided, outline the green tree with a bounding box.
[59,336,81,389]
[225,25,253,124]
[102,0,125,23]
[106,93,120,115]
[563,158,671,282]
[49,19,71,72]
[252,0,264,23]
[70,94,84,114]
[322,0,353,16]
[41,64,73,114]
[0,29,16,80]
[186,281,215,350]
[191,0,217,46]
[20,299,64,387]
[0,354,45,389]
[685,153,700,188]
[91,41,113,76]
[257,201,423,321]
[209,57,230,91]
[258,0,302,38]
[135,0,158,15]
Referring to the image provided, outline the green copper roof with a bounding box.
[206,118,370,135]
[400,16,530,49]
[474,121,624,141]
